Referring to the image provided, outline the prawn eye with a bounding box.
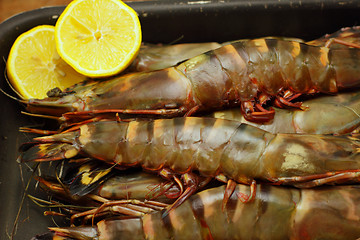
[47,87,63,97]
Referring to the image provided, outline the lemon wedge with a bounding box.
[6,25,87,99]
[55,0,142,77]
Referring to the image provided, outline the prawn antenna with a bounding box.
[21,111,60,120]
[0,86,24,103]
[11,163,40,239]
[168,35,184,45]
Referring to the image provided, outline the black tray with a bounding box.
[1,0,360,239]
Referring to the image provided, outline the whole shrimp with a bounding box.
[28,162,179,231]
[19,117,360,213]
[23,27,360,123]
[34,183,360,240]
[35,163,218,225]
[36,161,181,204]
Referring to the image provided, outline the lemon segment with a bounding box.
[6,25,87,99]
[55,0,142,77]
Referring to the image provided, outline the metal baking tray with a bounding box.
[1,0,360,239]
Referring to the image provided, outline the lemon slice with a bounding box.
[55,0,142,77]
[6,25,87,99]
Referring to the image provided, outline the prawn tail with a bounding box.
[47,226,98,239]
[18,130,80,162]
[18,142,79,163]
[62,161,114,197]
[30,231,67,240]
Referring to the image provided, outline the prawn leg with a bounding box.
[70,199,168,225]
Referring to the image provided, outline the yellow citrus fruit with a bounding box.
[55,0,142,77]
[6,25,87,99]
